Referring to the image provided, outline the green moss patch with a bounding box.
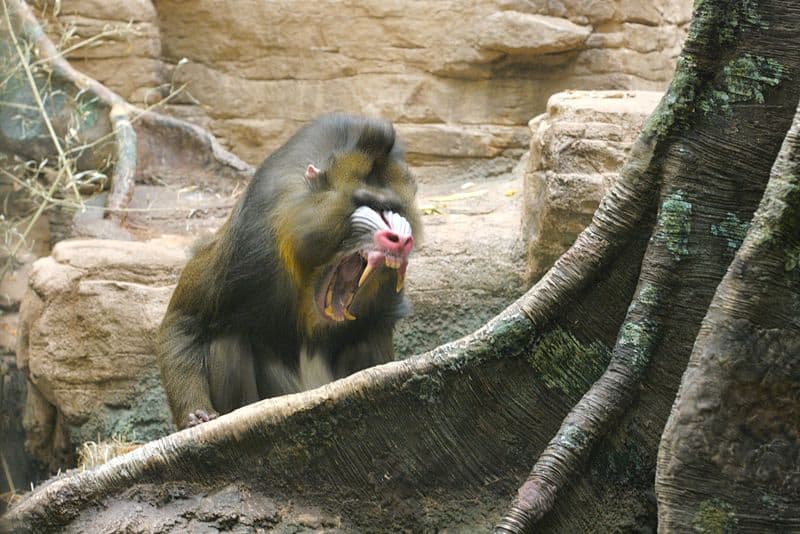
[525,328,611,398]
[692,498,738,533]
[689,0,766,47]
[700,55,783,115]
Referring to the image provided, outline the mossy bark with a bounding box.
[501,0,800,530]
[657,99,800,533]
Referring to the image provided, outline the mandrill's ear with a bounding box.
[303,163,326,191]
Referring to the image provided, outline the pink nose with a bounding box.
[374,229,414,256]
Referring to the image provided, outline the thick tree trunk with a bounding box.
[499,1,800,530]
[2,0,799,532]
[657,100,800,532]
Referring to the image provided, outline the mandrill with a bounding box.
[157,114,421,428]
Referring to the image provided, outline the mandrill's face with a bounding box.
[318,203,414,322]
[273,150,421,328]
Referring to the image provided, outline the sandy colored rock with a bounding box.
[158,0,685,169]
[397,123,529,163]
[397,170,527,357]
[0,312,19,355]
[40,0,690,177]
[523,90,662,282]
[37,0,166,106]
[16,237,190,466]
[479,12,592,56]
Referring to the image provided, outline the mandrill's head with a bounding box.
[269,115,422,331]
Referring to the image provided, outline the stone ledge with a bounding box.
[524,90,662,282]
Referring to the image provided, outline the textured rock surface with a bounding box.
[157,0,689,178]
[41,0,690,180]
[16,238,188,468]
[523,90,662,282]
[396,169,527,357]
[38,0,166,106]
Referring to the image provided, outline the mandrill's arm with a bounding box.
[157,242,222,428]
[157,232,262,429]
[156,312,217,428]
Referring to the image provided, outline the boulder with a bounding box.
[523,90,662,282]
[16,238,188,468]
[479,12,592,56]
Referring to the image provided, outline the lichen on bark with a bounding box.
[656,191,692,258]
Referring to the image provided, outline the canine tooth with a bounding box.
[361,251,383,286]
[396,263,407,293]
[343,290,357,320]
[358,263,374,287]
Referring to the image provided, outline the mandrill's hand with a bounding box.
[186,409,218,427]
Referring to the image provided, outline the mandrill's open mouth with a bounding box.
[316,207,414,322]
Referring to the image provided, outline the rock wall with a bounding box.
[37,0,166,106]
[45,0,690,180]
[523,90,662,282]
